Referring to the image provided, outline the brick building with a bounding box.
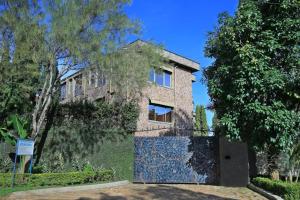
[60,40,199,136]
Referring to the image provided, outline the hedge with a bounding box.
[252,177,300,200]
[0,169,113,188]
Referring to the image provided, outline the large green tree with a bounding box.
[0,0,162,164]
[194,105,208,136]
[205,0,300,173]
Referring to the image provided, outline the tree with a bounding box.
[205,0,300,175]
[211,112,219,136]
[0,0,162,165]
[194,105,208,136]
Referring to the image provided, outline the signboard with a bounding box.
[12,139,35,187]
[16,139,34,155]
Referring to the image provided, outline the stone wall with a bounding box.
[134,136,218,184]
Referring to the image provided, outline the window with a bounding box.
[60,83,66,100]
[148,103,173,123]
[164,71,171,87]
[148,68,172,87]
[90,70,106,87]
[90,72,96,86]
[149,68,155,82]
[74,75,83,96]
[97,72,106,87]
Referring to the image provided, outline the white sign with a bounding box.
[16,139,34,155]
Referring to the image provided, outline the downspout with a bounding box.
[173,65,177,135]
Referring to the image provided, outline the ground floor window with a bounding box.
[148,103,172,123]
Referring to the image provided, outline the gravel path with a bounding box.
[6,183,267,200]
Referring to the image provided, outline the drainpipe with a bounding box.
[174,65,177,135]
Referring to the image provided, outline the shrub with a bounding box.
[0,169,113,188]
[252,177,300,200]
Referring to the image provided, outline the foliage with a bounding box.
[279,141,300,182]
[211,112,220,136]
[252,177,300,200]
[42,131,134,181]
[43,101,138,163]
[0,1,163,160]
[0,155,12,173]
[204,0,300,157]
[0,170,113,188]
[0,114,29,145]
[194,105,208,136]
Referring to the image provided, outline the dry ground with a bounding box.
[5,184,267,200]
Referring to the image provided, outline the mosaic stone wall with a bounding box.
[134,136,218,184]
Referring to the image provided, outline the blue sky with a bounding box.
[126,0,239,127]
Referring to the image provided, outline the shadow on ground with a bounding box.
[76,184,238,200]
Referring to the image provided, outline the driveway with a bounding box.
[6,184,267,200]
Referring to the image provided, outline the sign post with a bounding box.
[11,139,34,187]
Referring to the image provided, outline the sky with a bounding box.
[126,0,239,127]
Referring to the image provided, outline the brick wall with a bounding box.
[135,64,194,136]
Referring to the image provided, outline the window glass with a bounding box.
[60,83,66,100]
[149,68,155,82]
[148,104,155,121]
[164,71,171,87]
[149,68,172,87]
[148,103,172,123]
[74,75,83,96]
[97,73,106,87]
[90,72,96,86]
[156,71,164,86]
[165,107,172,122]
[155,106,166,122]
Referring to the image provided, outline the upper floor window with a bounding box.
[149,68,172,88]
[97,71,106,87]
[148,103,173,123]
[60,83,66,100]
[74,75,83,96]
[90,70,106,87]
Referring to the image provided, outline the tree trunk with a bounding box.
[34,102,58,166]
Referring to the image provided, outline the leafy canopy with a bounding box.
[205,0,300,152]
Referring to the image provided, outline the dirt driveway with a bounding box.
[6,184,267,200]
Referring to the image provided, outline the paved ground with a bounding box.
[6,184,267,200]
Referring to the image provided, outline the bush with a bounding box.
[252,177,300,200]
[0,169,113,188]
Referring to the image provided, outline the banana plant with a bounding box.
[0,115,29,145]
[0,127,16,145]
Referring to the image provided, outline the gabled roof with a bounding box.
[130,39,200,72]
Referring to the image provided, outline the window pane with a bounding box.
[148,104,155,120]
[149,68,155,82]
[60,83,66,100]
[164,71,171,87]
[155,106,166,122]
[97,73,106,87]
[165,107,172,122]
[75,75,82,96]
[91,74,96,86]
[156,71,163,86]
